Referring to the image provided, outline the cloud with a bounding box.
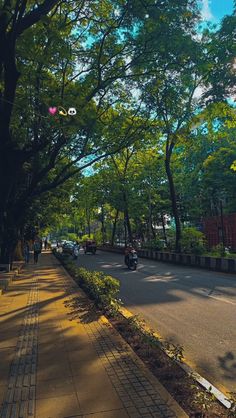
[201,0,214,21]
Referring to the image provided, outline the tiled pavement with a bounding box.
[0,253,188,418]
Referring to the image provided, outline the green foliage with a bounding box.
[2,0,236,263]
[93,231,103,245]
[204,244,236,258]
[126,315,185,362]
[56,252,121,314]
[76,267,121,314]
[163,342,184,362]
[226,392,236,417]
[81,234,94,242]
[127,315,146,333]
[180,227,206,255]
[209,243,227,257]
[231,161,236,172]
[191,385,216,412]
[67,233,78,242]
[142,239,166,251]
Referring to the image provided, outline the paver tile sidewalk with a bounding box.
[0,253,188,418]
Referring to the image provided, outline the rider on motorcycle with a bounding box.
[124,243,136,265]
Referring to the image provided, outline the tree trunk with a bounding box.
[124,215,127,247]
[165,156,182,252]
[148,191,156,239]
[124,208,132,243]
[100,204,106,244]
[0,217,19,265]
[111,209,119,246]
[123,191,132,243]
[161,213,168,246]
[148,193,152,241]
[14,240,24,261]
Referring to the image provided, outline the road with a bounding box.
[76,249,236,395]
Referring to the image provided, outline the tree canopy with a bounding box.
[0,0,235,261]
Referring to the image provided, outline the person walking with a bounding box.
[33,240,41,264]
[23,241,30,264]
[44,238,48,250]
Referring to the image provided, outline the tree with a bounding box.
[129,3,236,251]
[0,0,150,263]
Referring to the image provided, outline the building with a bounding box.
[202,213,236,251]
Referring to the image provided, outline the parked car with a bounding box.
[62,241,75,255]
[83,240,96,254]
[50,241,57,249]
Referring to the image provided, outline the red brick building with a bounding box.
[202,213,236,251]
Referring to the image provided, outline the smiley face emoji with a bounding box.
[68,107,77,116]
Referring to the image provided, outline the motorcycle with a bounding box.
[125,250,138,270]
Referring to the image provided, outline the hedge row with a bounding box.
[54,252,121,314]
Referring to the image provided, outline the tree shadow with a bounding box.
[218,352,236,381]
[64,296,101,323]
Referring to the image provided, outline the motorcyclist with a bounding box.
[124,243,136,265]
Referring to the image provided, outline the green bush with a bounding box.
[142,238,166,251]
[54,251,121,314]
[93,231,103,245]
[76,268,120,313]
[81,234,94,242]
[180,227,206,255]
[67,233,78,242]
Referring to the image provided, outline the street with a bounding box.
[76,249,236,395]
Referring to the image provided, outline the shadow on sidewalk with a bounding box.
[64,296,102,324]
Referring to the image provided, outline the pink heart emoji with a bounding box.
[48,107,57,115]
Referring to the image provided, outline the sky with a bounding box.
[201,0,234,22]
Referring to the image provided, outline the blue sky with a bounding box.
[201,0,234,22]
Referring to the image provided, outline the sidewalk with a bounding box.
[0,252,188,418]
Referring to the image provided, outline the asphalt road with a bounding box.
[76,249,236,395]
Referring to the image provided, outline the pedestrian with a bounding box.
[44,238,48,250]
[23,241,30,264]
[33,240,41,264]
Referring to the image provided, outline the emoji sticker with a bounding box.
[58,106,68,116]
[68,107,77,116]
[48,107,57,115]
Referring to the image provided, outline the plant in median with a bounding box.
[140,329,161,358]
[163,341,184,362]
[226,392,236,417]
[191,385,216,414]
[126,315,146,334]
[141,329,160,348]
[71,267,121,313]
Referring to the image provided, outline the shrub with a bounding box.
[76,268,120,313]
[81,234,94,242]
[191,385,216,412]
[54,251,121,314]
[67,233,78,242]
[142,238,167,251]
[93,231,103,245]
[180,227,206,255]
[226,392,236,417]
